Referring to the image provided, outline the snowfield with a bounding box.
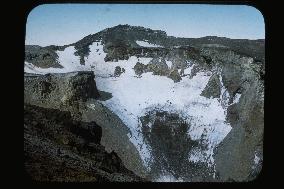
[25,41,232,179]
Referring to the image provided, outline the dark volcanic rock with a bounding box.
[147,58,169,76]
[24,71,100,114]
[104,39,132,62]
[133,58,184,82]
[24,71,149,180]
[114,66,125,77]
[133,62,146,76]
[25,45,63,68]
[24,104,146,182]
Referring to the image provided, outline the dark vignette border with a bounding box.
[10,0,271,188]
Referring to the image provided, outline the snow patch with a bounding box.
[24,61,66,74]
[165,60,172,68]
[233,93,241,104]
[156,173,183,182]
[56,46,82,71]
[136,40,163,48]
[137,57,153,65]
[254,153,260,165]
[252,151,261,170]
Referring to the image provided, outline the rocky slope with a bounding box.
[24,71,149,180]
[24,103,145,182]
[25,24,264,182]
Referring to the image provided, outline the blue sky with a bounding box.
[26,4,265,46]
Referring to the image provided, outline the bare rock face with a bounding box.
[147,58,169,76]
[24,104,145,182]
[24,71,148,181]
[82,100,149,179]
[211,51,264,182]
[133,59,182,83]
[25,45,64,68]
[201,73,221,98]
[168,69,182,82]
[24,71,100,118]
[133,62,146,76]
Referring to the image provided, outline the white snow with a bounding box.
[165,60,172,68]
[219,74,231,108]
[84,41,107,73]
[136,40,163,48]
[183,67,192,75]
[232,93,242,104]
[252,152,261,170]
[24,62,58,74]
[254,153,260,165]
[156,173,184,182]
[138,57,152,65]
[56,46,82,71]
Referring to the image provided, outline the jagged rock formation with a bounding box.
[24,71,149,180]
[200,73,221,98]
[24,71,100,119]
[24,71,100,104]
[168,69,182,82]
[197,47,264,181]
[214,61,264,181]
[25,45,62,68]
[24,104,145,182]
[26,25,264,72]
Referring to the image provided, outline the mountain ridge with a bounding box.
[25,24,265,67]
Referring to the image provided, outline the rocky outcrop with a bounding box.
[201,73,221,98]
[168,69,182,83]
[81,100,149,179]
[202,50,264,181]
[133,58,169,76]
[133,62,146,76]
[24,104,145,182]
[114,66,125,77]
[24,71,149,180]
[133,58,183,82]
[25,45,63,68]
[148,58,169,75]
[214,77,263,181]
[24,71,100,118]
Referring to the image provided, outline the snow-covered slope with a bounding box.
[25,41,232,181]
